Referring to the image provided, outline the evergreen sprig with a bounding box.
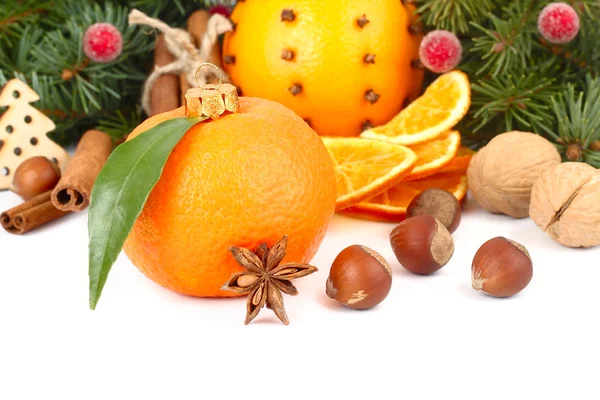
[0,0,222,145]
[415,0,496,35]
[0,0,52,47]
[469,0,538,76]
[546,75,600,167]
[2,0,600,165]
[416,0,600,161]
[468,69,556,135]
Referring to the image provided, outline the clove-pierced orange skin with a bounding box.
[222,0,424,137]
[123,98,337,297]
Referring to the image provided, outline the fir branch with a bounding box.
[0,0,159,145]
[544,14,600,83]
[0,25,42,73]
[0,7,45,29]
[546,75,600,167]
[0,0,52,46]
[1,0,240,145]
[569,0,600,18]
[23,7,150,118]
[95,110,142,140]
[3,0,599,153]
[468,70,557,135]
[469,0,539,76]
[414,0,496,34]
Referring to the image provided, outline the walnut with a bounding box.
[530,162,600,248]
[467,131,561,218]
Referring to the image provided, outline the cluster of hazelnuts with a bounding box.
[325,188,534,310]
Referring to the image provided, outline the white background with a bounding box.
[1,190,599,400]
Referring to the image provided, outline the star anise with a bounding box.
[221,235,318,325]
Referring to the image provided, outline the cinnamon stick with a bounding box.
[1,191,69,235]
[180,10,224,104]
[180,73,191,106]
[51,130,113,212]
[152,34,181,116]
[188,10,211,49]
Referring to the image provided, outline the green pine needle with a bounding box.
[468,70,556,135]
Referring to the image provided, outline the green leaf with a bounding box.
[88,116,206,310]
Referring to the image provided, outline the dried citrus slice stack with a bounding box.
[404,130,461,181]
[361,71,471,146]
[321,137,417,211]
[327,70,474,222]
[339,146,475,222]
[341,172,469,222]
[437,146,476,175]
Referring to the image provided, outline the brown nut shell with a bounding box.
[12,156,61,200]
[406,188,461,232]
[530,162,600,248]
[326,245,392,310]
[467,131,561,218]
[390,215,454,275]
[472,237,533,298]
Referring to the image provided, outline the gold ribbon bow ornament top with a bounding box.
[185,63,240,120]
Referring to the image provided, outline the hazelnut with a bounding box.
[467,131,561,218]
[406,188,461,232]
[530,162,600,248]
[389,215,454,275]
[12,156,61,200]
[472,237,533,298]
[326,245,392,310]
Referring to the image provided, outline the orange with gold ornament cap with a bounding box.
[122,65,337,298]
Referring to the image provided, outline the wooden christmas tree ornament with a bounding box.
[0,79,71,191]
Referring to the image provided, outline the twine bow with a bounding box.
[128,9,233,115]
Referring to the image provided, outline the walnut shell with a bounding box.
[530,162,600,248]
[467,131,561,218]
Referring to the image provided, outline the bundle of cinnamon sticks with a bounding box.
[1,130,113,234]
[151,10,224,116]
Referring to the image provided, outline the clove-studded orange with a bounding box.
[222,0,424,137]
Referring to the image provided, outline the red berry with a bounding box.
[419,30,463,74]
[209,5,232,18]
[83,23,123,63]
[538,2,580,44]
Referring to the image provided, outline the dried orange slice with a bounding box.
[437,146,476,175]
[360,71,471,146]
[341,172,468,222]
[322,137,417,211]
[405,130,461,181]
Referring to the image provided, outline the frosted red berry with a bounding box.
[83,23,123,63]
[419,30,463,74]
[538,3,580,44]
[210,5,232,18]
